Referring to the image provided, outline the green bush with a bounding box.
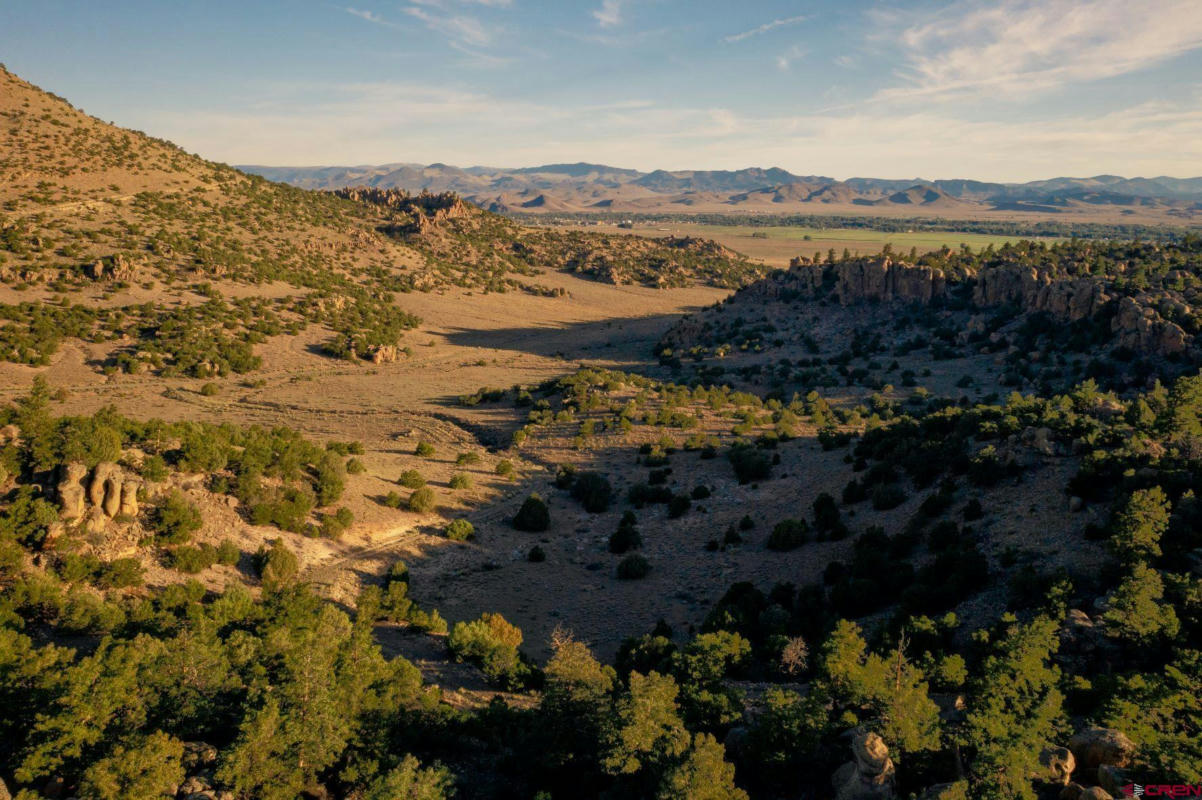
[871,484,908,511]
[170,544,217,574]
[616,553,651,580]
[320,507,354,538]
[571,471,613,513]
[345,457,366,474]
[513,493,550,532]
[215,539,240,565]
[382,491,404,508]
[495,459,515,477]
[253,538,299,591]
[152,491,203,544]
[691,484,711,500]
[729,444,771,484]
[448,612,528,688]
[527,545,546,562]
[415,441,435,458]
[97,557,144,589]
[199,382,220,396]
[609,512,642,554]
[456,452,481,466]
[408,487,437,513]
[399,470,426,489]
[667,494,692,518]
[767,519,810,551]
[449,473,472,490]
[139,454,169,482]
[445,518,475,541]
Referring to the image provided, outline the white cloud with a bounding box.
[723,15,806,43]
[345,7,402,29]
[593,0,623,28]
[404,5,496,48]
[776,44,805,71]
[877,0,1202,101]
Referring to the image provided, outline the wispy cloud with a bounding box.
[592,0,624,28]
[723,14,806,43]
[404,5,496,47]
[776,44,805,71]
[876,0,1202,101]
[345,7,403,29]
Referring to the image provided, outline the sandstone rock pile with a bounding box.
[57,461,141,529]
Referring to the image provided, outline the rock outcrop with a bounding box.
[1112,296,1187,355]
[1068,727,1135,771]
[1038,746,1076,785]
[62,462,141,525]
[832,732,896,800]
[833,257,946,306]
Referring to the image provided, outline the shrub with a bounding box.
[963,498,984,521]
[170,544,217,574]
[767,519,810,551]
[445,518,475,541]
[555,464,578,489]
[408,487,437,513]
[812,492,840,531]
[97,558,144,589]
[139,454,169,482]
[152,491,203,545]
[609,512,642,553]
[382,491,404,508]
[667,494,691,519]
[313,452,346,506]
[729,444,771,484]
[250,485,315,532]
[345,457,366,474]
[513,493,550,531]
[449,473,472,490]
[199,382,220,396]
[691,484,711,500]
[616,553,651,580]
[871,484,908,511]
[571,471,612,513]
[739,515,755,531]
[456,452,481,466]
[253,538,299,591]
[448,612,528,688]
[215,539,240,565]
[415,441,435,458]
[399,470,426,489]
[320,507,354,538]
[527,545,546,562]
[495,459,515,477]
[628,483,673,507]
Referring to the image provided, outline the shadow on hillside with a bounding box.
[438,310,700,364]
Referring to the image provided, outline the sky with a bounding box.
[2,0,1202,181]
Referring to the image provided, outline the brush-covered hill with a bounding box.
[0,67,757,376]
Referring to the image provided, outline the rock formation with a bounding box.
[56,462,88,521]
[1060,784,1113,800]
[62,462,141,525]
[1038,746,1076,785]
[1068,727,1134,771]
[833,257,947,305]
[832,732,896,800]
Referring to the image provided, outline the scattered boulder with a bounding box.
[832,731,896,800]
[1069,727,1135,770]
[1038,746,1076,785]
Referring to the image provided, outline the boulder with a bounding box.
[57,462,88,520]
[0,776,10,800]
[89,462,119,508]
[1038,746,1076,785]
[119,478,141,518]
[1096,765,1128,798]
[102,472,123,518]
[1069,727,1135,770]
[832,731,896,800]
[1060,784,1113,800]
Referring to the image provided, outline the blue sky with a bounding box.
[3,0,1201,180]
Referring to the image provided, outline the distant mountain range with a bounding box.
[241,162,1202,219]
